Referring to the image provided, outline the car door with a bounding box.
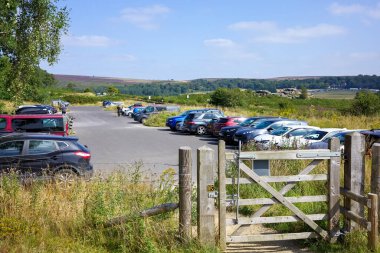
[23,139,62,177]
[0,140,25,173]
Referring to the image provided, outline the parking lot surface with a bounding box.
[70,106,236,178]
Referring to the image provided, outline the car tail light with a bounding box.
[75,151,91,159]
[187,121,196,125]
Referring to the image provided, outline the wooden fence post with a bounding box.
[371,143,380,231]
[218,140,226,251]
[179,146,192,242]
[344,132,366,232]
[368,193,378,251]
[328,137,341,242]
[197,146,215,246]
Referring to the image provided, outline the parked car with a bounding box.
[135,105,180,124]
[131,107,146,119]
[0,114,70,136]
[279,128,347,149]
[211,117,247,137]
[166,109,223,131]
[122,103,144,116]
[0,133,93,183]
[16,105,55,115]
[182,111,224,135]
[219,116,284,144]
[233,119,308,144]
[309,130,366,151]
[254,125,319,150]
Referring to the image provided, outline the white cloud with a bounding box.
[204,38,236,48]
[228,21,277,31]
[329,2,380,19]
[228,21,346,43]
[109,54,137,62]
[63,35,116,47]
[120,4,170,29]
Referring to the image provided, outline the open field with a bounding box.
[312,90,357,99]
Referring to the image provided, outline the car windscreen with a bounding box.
[271,127,292,136]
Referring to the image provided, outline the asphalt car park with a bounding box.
[70,106,235,178]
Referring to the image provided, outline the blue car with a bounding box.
[166,109,223,131]
[166,110,202,131]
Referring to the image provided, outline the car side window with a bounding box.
[0,118,6,130]
[57,141,69,150]
[203,114,215,119]
[0,141,24,156]
[28,140,58,155]
[289,129,308,137]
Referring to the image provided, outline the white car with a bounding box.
[279,128,347,149]
[122,105,134,117]
[254,125,320,150]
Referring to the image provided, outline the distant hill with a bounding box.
[53,74,380,96]
[54,74,166,87]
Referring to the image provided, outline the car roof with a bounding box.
[0,133,78,141]
[0,114,63,119]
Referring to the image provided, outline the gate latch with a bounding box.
[208,191,218,198]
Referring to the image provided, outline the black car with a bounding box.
[0,133,93,183]
[16,105,56,115]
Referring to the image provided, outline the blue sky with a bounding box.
[41,0,380,80]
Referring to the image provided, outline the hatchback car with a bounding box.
[183,111,224,135]
[16,105,55,115]
[233,119,308,144]
[211,117,247,137]
[219,116,284,143]
[0,134,93,183]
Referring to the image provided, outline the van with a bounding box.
[0,114,69,136]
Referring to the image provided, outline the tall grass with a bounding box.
[0,167,215,253]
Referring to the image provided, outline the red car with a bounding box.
[212,117,247,137]
[0,114,70,136]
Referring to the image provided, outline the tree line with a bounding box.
[112,75,380,96]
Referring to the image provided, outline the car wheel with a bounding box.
[127,112,132,117]
[196,125,206,135]
[141,118,147,124]
[54,168,78,187]
[175,122,181,131]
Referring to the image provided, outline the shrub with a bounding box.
[350,90,380,116]
[210,88,244,107]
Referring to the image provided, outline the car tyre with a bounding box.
[175,122,181,131]
[196,125,206,135]
[127,112,132,117]
[54,168,78,187]
[141,118,147,124]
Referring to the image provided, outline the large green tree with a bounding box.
[0,0,69,103]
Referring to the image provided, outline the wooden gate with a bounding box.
[217,139,342,251]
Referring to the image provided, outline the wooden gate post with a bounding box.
[218,140,226,251]
[344,132,366,232]
[179,146,192,242]
[328,137,341,242]
[371,143,380,231]
[197,146,215,246]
